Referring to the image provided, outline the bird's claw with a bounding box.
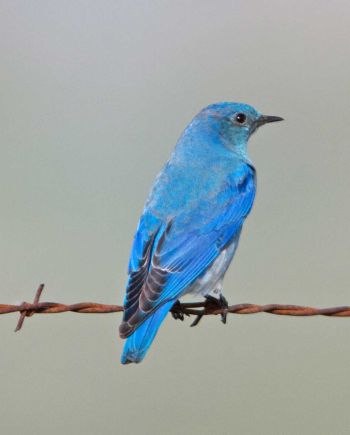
[190,294,229,327]
[171,300,187,321]
[218,294,229,324]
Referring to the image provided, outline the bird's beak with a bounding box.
[256,115,284,127]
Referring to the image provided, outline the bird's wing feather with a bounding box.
[119,166,256,338]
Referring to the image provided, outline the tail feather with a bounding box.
[121,300,175,364]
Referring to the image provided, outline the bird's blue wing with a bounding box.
[119,166,256,338]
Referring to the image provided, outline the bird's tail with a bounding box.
[121,300,175,364]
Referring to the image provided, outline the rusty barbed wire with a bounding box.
[1,284,350,332]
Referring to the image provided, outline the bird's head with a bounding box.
[190,102,283,159]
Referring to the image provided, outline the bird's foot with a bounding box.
[171,300,188,321]
[191,294,229,327]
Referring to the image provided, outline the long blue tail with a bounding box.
[121,300,175,364]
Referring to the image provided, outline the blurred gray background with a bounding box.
[1,1,350,434]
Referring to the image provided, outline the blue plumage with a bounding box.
[119,102,283,364]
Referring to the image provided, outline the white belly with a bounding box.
[183,239,238,298]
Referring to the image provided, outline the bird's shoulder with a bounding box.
[144,155,255,221]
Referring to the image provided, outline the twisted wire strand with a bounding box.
[1,284,350,332]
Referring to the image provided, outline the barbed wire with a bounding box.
[1,284,350,332]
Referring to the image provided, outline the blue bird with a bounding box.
[119,102,283,364]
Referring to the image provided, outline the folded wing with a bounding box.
[119,166,256,338]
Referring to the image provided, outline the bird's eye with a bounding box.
[235,113,247,124]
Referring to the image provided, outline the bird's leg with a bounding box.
[190,294,229,327]
[171,300,187,321]
[204,294,229,324]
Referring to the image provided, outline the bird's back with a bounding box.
[144,150,254,234]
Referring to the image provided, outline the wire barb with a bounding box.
[14,283,45,332]
[1,284,350,332]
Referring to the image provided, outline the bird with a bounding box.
[119,102,283,364]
